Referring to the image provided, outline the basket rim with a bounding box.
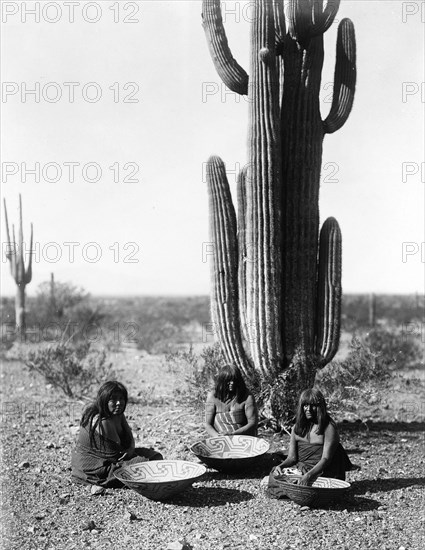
[273,474,351,492]
[190,435,270,459]
[113,460,206,484]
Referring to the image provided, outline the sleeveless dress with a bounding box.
[213,408,257,436]
[267,440,355,498]
[71,426,162,487]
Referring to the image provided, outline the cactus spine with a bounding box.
[3,195,34,333]
[202,0,356,420]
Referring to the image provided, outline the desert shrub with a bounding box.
[130,296,210,354]
[365,327,422,370]
[0,297,15,324]
[315,336,387,414]
[26,280,108,346]
[33,280,88,321]
[22,341,115,398]
[315,326,423,418]
[135,320,181,354]
[166,343,225,410]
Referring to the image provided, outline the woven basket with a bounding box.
[113,460,206,501]
[272,473,351,507]
[190,435,270,473]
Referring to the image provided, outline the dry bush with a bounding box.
[315,327,423,418]
[166,343,224,410]
[21,341,116,398]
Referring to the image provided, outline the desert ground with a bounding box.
[1,337,424,550]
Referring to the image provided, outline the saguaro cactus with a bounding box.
[202,0,356,421]
[3,195,34,333]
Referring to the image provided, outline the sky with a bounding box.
[1,0,424,297]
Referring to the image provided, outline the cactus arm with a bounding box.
[323,18,356,134]
[25,223,33,284]
[288,0,340,44]
[245,0,282,375]
[317,0,341,34]
[11,225,17,278]
[273,0,286,51]
[3,198,16,276]
[3,198,11,254]
[17,194,25,283]
[202,0,249,95]
[287,0,311,42]
[315,217,342,366]
[206,155,252,376]
[236,166,249,344]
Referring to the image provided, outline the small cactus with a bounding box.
[3,194,34,334]
[202,0,356,421]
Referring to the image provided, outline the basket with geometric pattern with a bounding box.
[190,435,270,473]
[271,472,351,507]
[113,460,206,500]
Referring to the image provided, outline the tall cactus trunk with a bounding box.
[50,272,57,319]
[15,284,26,335]
[244,0,283,375]
[281,35,324,370]
[3,195,33,337]
[202,0,356,424]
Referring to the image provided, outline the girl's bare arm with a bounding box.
[274,426,298,472]
[232,394,258,435]
[121,414,136,457]
[298,423,339,485]
[204,392,219,437]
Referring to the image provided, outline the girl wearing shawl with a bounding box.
[204,365,258,437]
[270,389,356,489]
[71,381,162,488]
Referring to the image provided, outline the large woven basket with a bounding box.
[113,460,206,501]
[272,473,351,507]
[190,435,270,473]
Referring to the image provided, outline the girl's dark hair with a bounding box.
[81,381,128,448]
[294,388,334,437]
[214,364,248,403]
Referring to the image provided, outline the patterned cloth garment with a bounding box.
[71,426,161,487]
[214,409,250,434]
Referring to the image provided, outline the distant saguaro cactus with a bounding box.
[369,293,376,327]
[202,0,356,421]
[3,195,34,333]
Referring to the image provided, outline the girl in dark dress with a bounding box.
[71,381,162,488]
[269,388,356,492]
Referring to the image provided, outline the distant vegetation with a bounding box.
[1,288,423,411]
[1,289,210,353]
[2,291,423,349]
[341,293,424,330]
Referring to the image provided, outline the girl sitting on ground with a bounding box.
[71,381,162,489]
[205,364,258,437]
[268,388,357,494]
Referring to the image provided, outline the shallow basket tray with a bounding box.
[190,435,270,473]
[272,473,351,507]
[113,460,206,501]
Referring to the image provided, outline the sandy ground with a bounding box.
[0,349,424,550]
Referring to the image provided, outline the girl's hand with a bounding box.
[297,473,313,486]
[273,463,285,476]
[125,449,136,459]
